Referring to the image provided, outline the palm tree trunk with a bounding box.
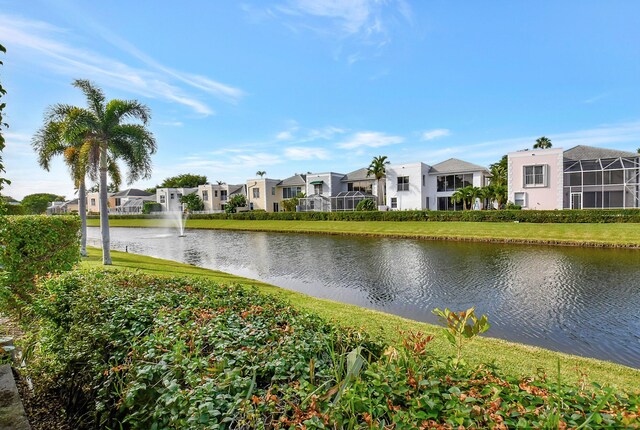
[78,179,87,257]
[99,146,112,265]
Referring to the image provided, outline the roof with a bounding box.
[563,145,638,161]
[341,167,376,182]
[278,174,306,187]
[228,184,245,195]
[111,188,153,198]
[429,158,489,174]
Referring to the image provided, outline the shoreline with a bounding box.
[86,218,640,249]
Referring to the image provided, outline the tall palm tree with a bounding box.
[468,186,483,210]
[367,155,390,206]
[57,79,156,264]
[533,136,552,149]
[451,186,473,210]
[256,170,266,178]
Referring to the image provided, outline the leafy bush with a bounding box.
[96,208,640,223]
[505,202,522,210]
[4,204,25,215]
[142,201,162,214]
[30,270,381,429]
[225,194,246,214]
[0,215,80,315]
[355,198,376,211]
[180,193,205,211]
[28,270,640,429]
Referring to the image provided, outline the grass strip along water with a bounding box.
[87,218,640,248]
[82,248,640,393]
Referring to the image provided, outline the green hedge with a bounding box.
[29,270,640,429]
[90,209,640,223]
[0,215,80,314]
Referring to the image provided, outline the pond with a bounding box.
[88,227,640,369]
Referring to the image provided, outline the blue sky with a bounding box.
[1,0,639,199]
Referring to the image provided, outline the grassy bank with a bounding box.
[86,218,640,247]
[82,247,640,391]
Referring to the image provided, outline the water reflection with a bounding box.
[87,227,640,368]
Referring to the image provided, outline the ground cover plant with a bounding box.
[27,268,640,429]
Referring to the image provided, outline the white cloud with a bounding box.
[276,130,295,141]
[0,14,244,116]
[284,146,330,160]
[421,128,451,141]
[337,131,404,149]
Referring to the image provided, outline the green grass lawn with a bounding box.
[83,247,640,392]
[86,218,640,247]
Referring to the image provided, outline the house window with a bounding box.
[90,198,96,206]
[437,174,473,192]
[347,181,372,194]
[202,190,209,201]
[170,193,175,200]
[397,176,409,191]
[253,188,260,198]
[514,192,527,207]
[314,184,322,194]
[282,187,302,199]
[221,190,228,201]
[523,165,547,187]
[271,187,276,196]
[177,193,183,200]
[422,175,425,187]
[391,197,398,209]
[214,190,218,197]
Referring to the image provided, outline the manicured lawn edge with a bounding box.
[82,247,640,392]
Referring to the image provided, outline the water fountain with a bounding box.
[167,209,189,237]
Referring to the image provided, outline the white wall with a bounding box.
[156,187,197,211]
[385,163,430,210]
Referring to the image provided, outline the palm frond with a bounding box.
[105,99,151,127]
[73,79,106,117]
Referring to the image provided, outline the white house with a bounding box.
[428,158,491,210]
[385,162,431,210]
[299,172,344,212]
[156,187,198,212]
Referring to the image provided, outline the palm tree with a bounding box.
[533,136,552,149]
[451,186,474,210]
[367,155,390,206]
[55,79,156,264]
[468,186,483,210]
[256,170,266,178]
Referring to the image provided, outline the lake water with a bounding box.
[87,226,640,368]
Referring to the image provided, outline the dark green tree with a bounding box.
[225,194,246,213]
[489,155,507,187]
[180,193,204,211]
[88,182,119,193]
[21,193,65,214]
[367,155,390,206]
[159,173,207,188]
[533,136,553,149]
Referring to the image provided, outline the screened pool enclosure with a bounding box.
[563,156,640,209]
[298,191,376,212]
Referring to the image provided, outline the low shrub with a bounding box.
[28,270,640,429]
[94,208,640,223]
[355,198,376,211]
[4,204,26,215]
[0,215,80,315]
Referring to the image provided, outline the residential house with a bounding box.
[428,158,491,210]
[156,187,198,212]
[508,145,640,210]
[299,172,344,212]
[246,178,281,212]
[275,174,306,212]
[108,188,155,214]
[86,192,102,214]
[197,183,247,212]
[47,199,78,214]
[385,162,431,210]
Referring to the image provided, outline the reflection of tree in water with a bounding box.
[184,247,204,266]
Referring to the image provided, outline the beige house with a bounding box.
[246,178,282,212]
[86,192,101,214]
[275,174,306,212]
[197,183,247,212]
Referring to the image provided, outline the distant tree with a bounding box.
[0,43,9,215]
[180,193,204,211]
[159,173,207,188]
[533,136,552,149]
[225,194,246,213]
[21,193,65,214]
[1,195,18,204]
[489,155,507,187]
[367,155,390,206]
[88,182,119,193]
[256,170,266,178]
[145,187,157,194]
